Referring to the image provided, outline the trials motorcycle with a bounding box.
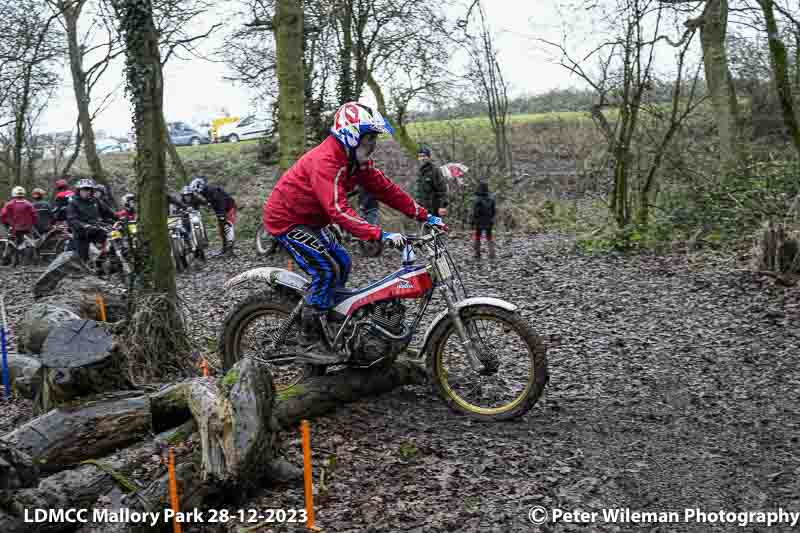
[219,224,548,421]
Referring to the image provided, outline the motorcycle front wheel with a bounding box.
[425,304,548,421]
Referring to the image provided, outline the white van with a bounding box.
[217,115,273,143]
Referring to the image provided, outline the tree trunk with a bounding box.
[366,73,417,157]
[1,391,150,473]
[160,111,188,185]
[275,0,306,172]
[759,0,800,157]
[337,0,354,102]
[35,319,132,413]
[12,68,31,186]
[119,0,175,297]
[699,0,741,176]
[64,2,106,184]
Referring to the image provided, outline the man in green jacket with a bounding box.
[415,145,448,218]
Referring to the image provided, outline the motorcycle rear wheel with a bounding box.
[219,289,324,391]
[425,305,548,421]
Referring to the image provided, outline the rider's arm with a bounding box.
[359,162,429,222]
[310,163,382,241]
[0,203,9,226]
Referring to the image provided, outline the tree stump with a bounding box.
[1,391,150,472]
[186,357,282,486]
[36,319,132,413]
[17,304,81,354]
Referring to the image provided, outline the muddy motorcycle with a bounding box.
[220,224,548,421]
[168,209,209,272]
[91,220,138,282]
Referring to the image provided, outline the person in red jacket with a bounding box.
[263,101,447,364]
[2,186,38,264]
[53,178,75,221]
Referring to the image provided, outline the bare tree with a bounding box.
[543,0,706,227]
[460,1,512,174]
[0,0,63,197]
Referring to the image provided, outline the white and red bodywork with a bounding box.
[331,265,433,316]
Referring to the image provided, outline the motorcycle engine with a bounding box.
[349,300,409,363]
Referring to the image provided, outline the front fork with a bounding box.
[441,288,486,373]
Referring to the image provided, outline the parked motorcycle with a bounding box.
[220,224,548,421]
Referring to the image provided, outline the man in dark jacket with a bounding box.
[31,188,53,234]
[66,178,118,262]
[472,181,496,260]
[188,176,237,255]
[415,145,448,217]
[358,185,380,225]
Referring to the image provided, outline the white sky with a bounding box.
[38,1,596,138]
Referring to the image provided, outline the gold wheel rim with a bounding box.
[436,314,534,415]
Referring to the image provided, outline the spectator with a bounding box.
[31,188,53,234]
[1,187,37,264]
[471,181,496,260]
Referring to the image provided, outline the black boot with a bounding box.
[296,306,344,365]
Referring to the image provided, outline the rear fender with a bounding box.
[419,297,518,356]
[224,266,310,295]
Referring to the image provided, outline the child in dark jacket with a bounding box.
[472,181,496,260]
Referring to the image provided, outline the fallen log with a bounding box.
[1,422,195,533]
[0,391,150,472]
[272,359,428,428]
[36,319,132,413]
[149,382,193,433]
[0,441,39,490]
[1,354,43,399]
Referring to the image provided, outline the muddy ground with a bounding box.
[1,232,799,532]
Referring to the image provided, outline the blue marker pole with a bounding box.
[1,294,10,399]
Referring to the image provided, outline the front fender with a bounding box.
[224,266,310,293]
[419,297,519,356]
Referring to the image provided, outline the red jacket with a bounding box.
[1,198,38,233]
[263,136,428,240]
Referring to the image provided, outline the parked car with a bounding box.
[168,122,211,146]
[96,139,125,154]
[217,115,273,143]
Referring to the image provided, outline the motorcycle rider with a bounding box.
[188,176,237,255]
[52,178,75,221]
[66,179,118,262]
[1,186,38,264]
[31,188,53,234]
[116,193,137,220]
[263,101,446,365]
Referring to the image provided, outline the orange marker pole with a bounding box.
[200,357,209,377]
[301,419,319,531]
[168,448,183,533]
[288,259,294,272]
[95,294,106,322]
